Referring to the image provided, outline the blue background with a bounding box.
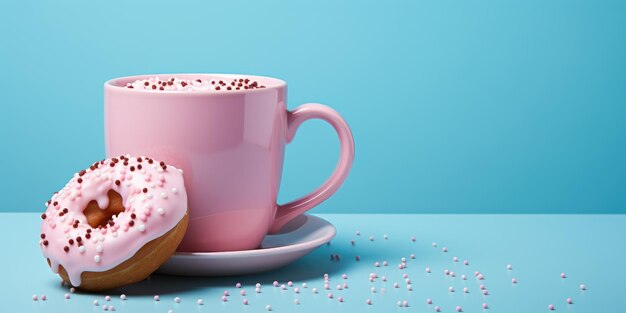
[0,0,624,213]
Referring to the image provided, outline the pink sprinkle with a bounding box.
[567,298,573,304]
[366,299,372,305]
[328,293,334,299]
[281,284,287,290]
[70,287,76,293]
[65,293,70,299]
[403,300,409,307]
[109,306,116,311]
[32,295,38,301]
[343,283,349,289]
[427,298,433,304]
[369,277,375,282]
[399,263,405,269]
[375,261,380,267]
[483,303,489,309]
[383,261,388,266]
[174,297,181,303]
[222,295,228,302]
[475,271,480,276]
[342,274,348,279]
[103,305,108,311]
[464,260,469,265]
[105,296,111,301]
[324,283,330,289]
[512,278,518,284]
[407,285,413,291]
[382,276,387,282]
[477,274,485,280]
[41,295,47,301]
[154,295,160,301]
[273,281,279,287]
[236,282,242,288]
[442,247,448,252]
[435,305,442,312]
[548,304,555,310]
[483,290,489,296]
[240,290,246,296]
[336,285,342,290]
[394,283,399,288]
[462,274,467,280]
[223,290,229,296]
[294,287,300,293]
[243,298,249,305]
[403,273,409,279]
[561,272,567,279]
[288,281,294,287]
[338,296,344,302]
[456,305,463,312]
[450,271,456,277]
[463,287,469,293]
[406,278,412,284]
[480,284,486,290]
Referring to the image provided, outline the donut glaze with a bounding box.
[39,156,187,287]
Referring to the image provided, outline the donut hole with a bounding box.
[83,190,125,228]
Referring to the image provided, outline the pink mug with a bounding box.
[104,74,354,252]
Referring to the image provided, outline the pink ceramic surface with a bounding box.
[104,74,354,252]
[157,214,335,276]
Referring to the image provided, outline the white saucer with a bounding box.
[157,214,336,276]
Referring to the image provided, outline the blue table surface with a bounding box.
[3,213,624,313]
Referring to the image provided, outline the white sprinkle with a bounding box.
[256,283,261,288]
[70,287,75,293]
[160,192,168,199]
[120,294,126,300]
[312,288,318,294]
[172,188,178,194]
[93,300,99,306]
[302,283,308,288]
[138,224,146,232]
[294,299,300,305]
[157,207,165,215]
[94,255,101,263]
[78,246,86,253]
[96,245,103,253]
[174,297,181,303]
[197,299,204,305]
[266,304,272,311]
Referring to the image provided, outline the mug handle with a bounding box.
[269,103,355,234]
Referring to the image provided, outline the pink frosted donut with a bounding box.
[39,155,189,291]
